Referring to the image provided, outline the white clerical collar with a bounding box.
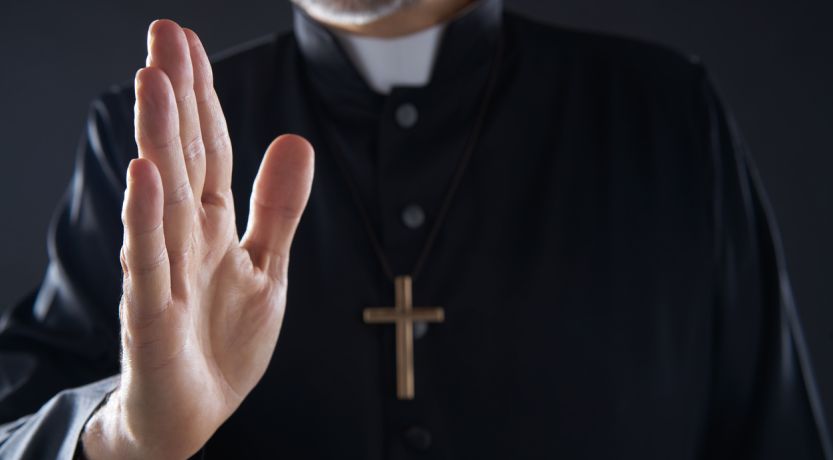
[331,23,446,94]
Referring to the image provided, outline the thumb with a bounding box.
[240,134,314,278]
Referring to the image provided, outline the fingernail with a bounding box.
[133,68,145,97]
[147,20,160,56]
[127,159,137,183]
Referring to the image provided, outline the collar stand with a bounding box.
[293,0,503,97]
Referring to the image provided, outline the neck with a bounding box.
[309,0,473,38]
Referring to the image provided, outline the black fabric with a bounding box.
[0,377,117,459]
[0,0,829,458]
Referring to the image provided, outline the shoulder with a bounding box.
[210,30,296,91]
[503,10,707,96]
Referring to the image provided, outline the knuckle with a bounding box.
[194,85,215,105]
[174,91,195,106]
[182,135,205,163]
[253,197,303,219]
[139,132,180,153]
[120,246,130,276]
[118,294,127,325]
[165,244,192,267]
[203,129,231,156]
[127,220,164,240]
[126,297,173,333]
[131,246,169,276]
[165,180,193,207]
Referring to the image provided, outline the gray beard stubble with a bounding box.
[291,0,420,25]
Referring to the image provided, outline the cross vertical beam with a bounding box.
[363,276,445,400]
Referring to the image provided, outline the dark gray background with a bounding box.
[1,0,831,438]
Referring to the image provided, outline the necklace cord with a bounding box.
[314,35,506,282]
[411,37,505,281]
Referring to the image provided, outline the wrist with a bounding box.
[81,391,140,460]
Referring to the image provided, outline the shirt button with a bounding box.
[401,204,425,229]
[395,103,419,128]
[414,321,429,339]
[403,426,432,452]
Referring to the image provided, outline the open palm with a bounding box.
[84,19,314,460]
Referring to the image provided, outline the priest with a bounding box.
[0,0,829,458]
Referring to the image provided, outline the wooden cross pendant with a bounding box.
[363,276,445,400]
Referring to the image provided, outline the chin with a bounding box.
[291,0,417,25]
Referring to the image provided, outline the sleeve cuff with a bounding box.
[0,376,119,460]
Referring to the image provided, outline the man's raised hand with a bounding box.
[81,20,314,460]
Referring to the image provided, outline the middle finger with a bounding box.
[147,19,207,205]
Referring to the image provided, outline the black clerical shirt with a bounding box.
[0,0,829,458]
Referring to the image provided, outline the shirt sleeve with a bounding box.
[698,67,832,459]
[0,377,119,459]
[0,87,135,453]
